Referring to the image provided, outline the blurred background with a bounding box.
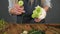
[0,0,60,24]
[45,0,60,24]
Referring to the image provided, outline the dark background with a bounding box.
[0,0,60,24]
[45,0,60,24]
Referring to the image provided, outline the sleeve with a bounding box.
[8,0,16,15]
[8,0,13,11]
[43,0,52,8]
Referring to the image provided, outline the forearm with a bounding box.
[42,0,51,12]
[43,6,49,12]
[8,0,16,15]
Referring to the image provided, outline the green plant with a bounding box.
[32,5,42,18]
[18,0,24,6]
[0,19,7,30]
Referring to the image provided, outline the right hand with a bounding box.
[10,4,25,15]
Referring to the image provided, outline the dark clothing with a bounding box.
[17,0,45,23]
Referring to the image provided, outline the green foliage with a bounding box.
[28,30,45,34]
[3,32,7,34]
[32,5,42,18]
[18,0,24,6]
[0,19,7,30]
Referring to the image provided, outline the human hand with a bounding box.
[10,4,25,15]
[34,8,46,23]
[34,18,41,22]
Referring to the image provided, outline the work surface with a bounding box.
[1,23,60,34]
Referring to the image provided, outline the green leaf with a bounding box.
[31,5,42,18]
[18,0,24,6]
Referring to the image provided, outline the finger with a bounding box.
[18,9,24,12]
[22,11,25,13]
[15,11,22,15]
[18,9,25,13]
[14,4,24,12]
[13,8,20,12]
[14,4,24,10]
[34,18,41,22]
[14,8,24,14]
[14,4,23,11]
[15,4,24,10]
[18,7,24,10]
[14,7,22,12]
[35,19,39,22]
[16,7,24,13]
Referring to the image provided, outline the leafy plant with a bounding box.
[32,5,42,18]
[0,19,7,30]
[18,0,24,6]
